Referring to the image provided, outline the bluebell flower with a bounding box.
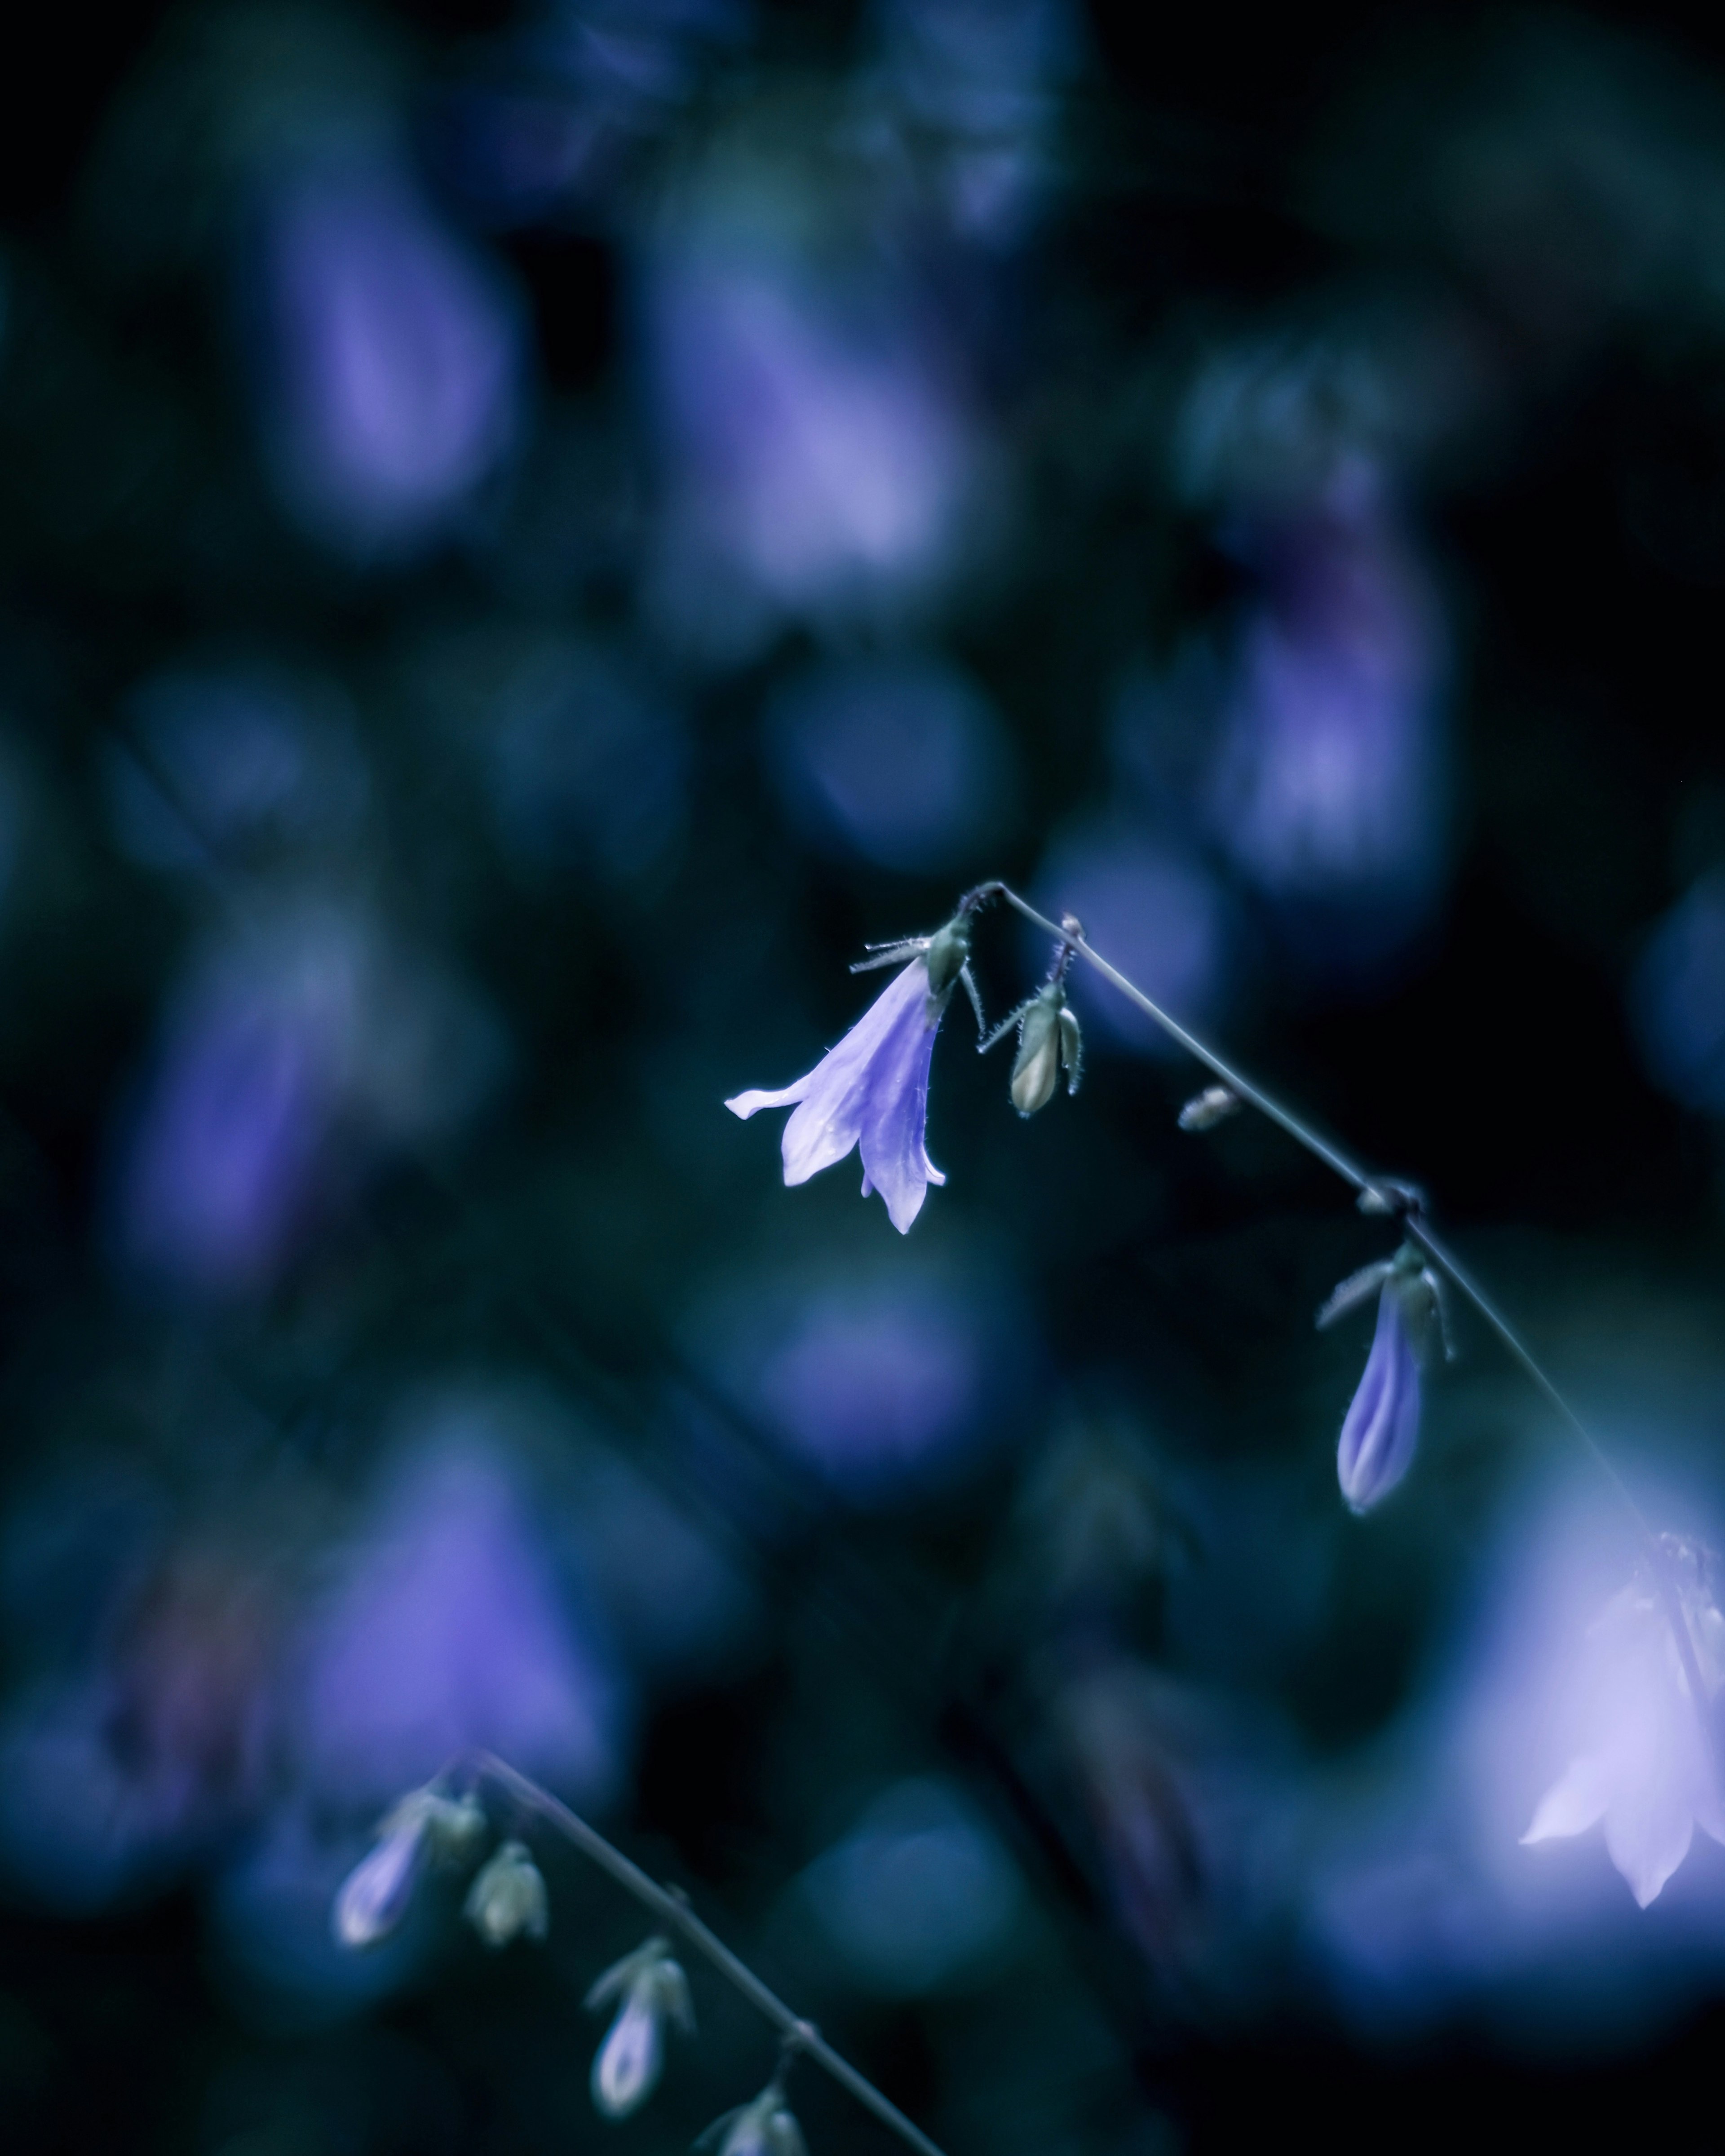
[726,912,980,1233]
[1320,1244,1446,1515]
[331,1786,484,1948]
[1523,1538,1725,1906]
[585,1937,695,2118]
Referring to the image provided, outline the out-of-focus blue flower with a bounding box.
[105,665,368,873]
[585,1937,694,2117]
[1206,472,1450,979]
[1334,1277,1422,1515]
[751,1283,984,1495]
[248,162,522,558]
[796,1778,1023,1994]
[727,917,976,1233]
[643,234,974,646]
[112,902,502,1298]
[858,0,1084,244]
[763,651,1014,873]
[1630,871,1725,1114]
[1522,1543,1725,1907]
[1034,826,1230,1057]
[297,1425,622,1810]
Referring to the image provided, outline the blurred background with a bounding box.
[1,0,1724,2147]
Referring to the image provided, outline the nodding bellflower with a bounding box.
[1523,1537,1725,1907]
[332,1786,486,1948]
[1320,1243,1446,1515]
[586,1936,696,2119]
[726,910,980,1233]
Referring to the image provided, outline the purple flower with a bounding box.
[585,1938,694,2118]
[1522,1546,1725,1908]
[725,915,978,1233]
[1335,1283,1421,1515]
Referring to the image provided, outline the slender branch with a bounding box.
[978,884,1721,1759]
[458,1751,949,2156]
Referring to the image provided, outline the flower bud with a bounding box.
[463,1838,548,1949]
[331,1784,481,1949]
[1177,1084,1239,1131]
[586,1938,695,2119]
[1010,998,1062,1115]
[1336,1277,1421,1514]
[1007,985,1082,1116]
[704,2090,808,2156]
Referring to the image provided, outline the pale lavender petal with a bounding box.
[749,960,932,1190]
[1605,1780,1697,1909]
[726,1083,810,1118]
[1336,1290,1420,1513]
[856,986,944,1234]
[1521,1754,1610,1846]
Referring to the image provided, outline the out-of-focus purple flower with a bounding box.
[329,1785,483,1948]
[727,915,977,1233]
[644,237,974,644]
[1523,1544,1725,1907]
[1034,826,1230,1057]
[1331,1275,1423,1515]
[113,904,502,1298]
[1630,871,1725,1115]
[249,162,522,557]
[585,1937,694,2117]
[750,1282,985,1496]
[298,1427,622,1809]
[763,651,1014,873]
[1206,473,1450,977]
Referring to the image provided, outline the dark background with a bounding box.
[0,0,1723,2149]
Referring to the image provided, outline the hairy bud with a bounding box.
[1177,1084,1239,1131]
[463,1839,548,1949]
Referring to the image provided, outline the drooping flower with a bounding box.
[1320,1243,1446,1515]
[726,910,980,1233]
[586,1936,695,2118]
[1523,1538,1725,1907]
[463,1838,548,1948]
[981,932,1082,1117]
[331,1785,485,1948]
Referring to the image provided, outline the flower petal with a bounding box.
[1522,1754,1610,1845]
[856,983,943,1233]
[726,1083,810,1119]
[1336,1290,1420,1513]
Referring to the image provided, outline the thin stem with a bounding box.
[979,884,1721,1763]
[460,1751,948,2156]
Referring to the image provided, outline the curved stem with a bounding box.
[460,1752,948,2156]
[981,885,1720,1764]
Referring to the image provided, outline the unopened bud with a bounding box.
[331,1784,479,1950]
[704,2090,808,2156]
[1178,1084,1238,1131]
[587,1939,695,2119]
[463,1839,548,1949]
[1010,998,1062,1115]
